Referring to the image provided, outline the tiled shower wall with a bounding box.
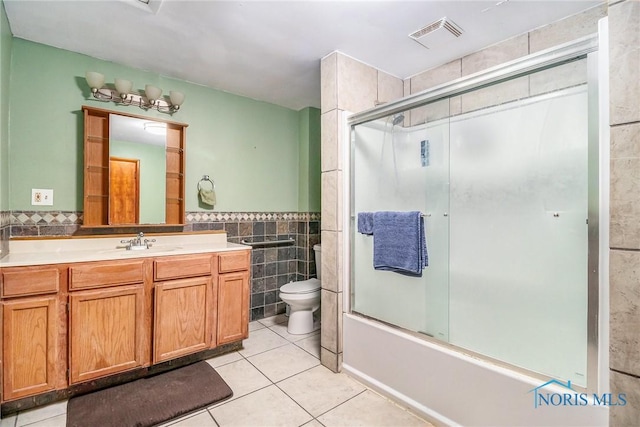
[608,0,640,425]
[7,211,321,322]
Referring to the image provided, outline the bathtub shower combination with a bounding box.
[344,31,609,426]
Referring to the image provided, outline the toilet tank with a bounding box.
[313,244,322,280]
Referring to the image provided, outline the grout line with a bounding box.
[312,389,368,420]
[208,382,275,413]
[239,340,291,359]
[272,362,322,386]
[273,379,317,423]
[207,381,274,411]
[292,340,321,360]
[242,352,278,383]
[162,409,209,427]
[206,408,221,427]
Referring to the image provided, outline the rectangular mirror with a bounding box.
[82,106,186,228]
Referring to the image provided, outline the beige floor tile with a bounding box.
[210,385,312,427]
[248,343,320,383]
[318,390,431,427]
[278,365,366,417]
[164,410,217,427]
[269,322,320,342]
[19,414,66,427]
[301,420,324,427]
[294,333,321,359]
[257,314,288,327]
[16,401,66,427]
[212,359,271,405]
[0,414,16,427]
[239,327,289,358]
[206,351,243,368]
[249,320,266,332]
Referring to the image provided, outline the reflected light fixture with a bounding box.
[85,71,185,114]
[143,122,167,135]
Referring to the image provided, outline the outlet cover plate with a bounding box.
[32,189,54,206]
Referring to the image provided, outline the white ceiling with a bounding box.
[3,0,601,111]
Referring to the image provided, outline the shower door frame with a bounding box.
[347,33,603,392]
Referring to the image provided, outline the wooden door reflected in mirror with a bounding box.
[109,157,140,224]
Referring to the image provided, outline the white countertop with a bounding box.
[0,233,250,267]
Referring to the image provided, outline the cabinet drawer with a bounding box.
[218,251,249,273]
[2,267,60,297]
[69,260,145,290]
[154,254,212,281]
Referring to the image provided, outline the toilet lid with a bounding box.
[280,278,321,294]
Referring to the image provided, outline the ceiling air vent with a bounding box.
[409,17,463,49]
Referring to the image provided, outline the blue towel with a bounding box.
[357,212,374,235]
[372,211,428,277]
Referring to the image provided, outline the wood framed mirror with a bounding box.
[82,106,187,227]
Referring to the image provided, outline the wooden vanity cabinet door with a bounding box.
[2,296,58,400]
[153,277,213,363]
[217,270,249,345]
[69,285,145,384]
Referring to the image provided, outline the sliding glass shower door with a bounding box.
[350,57,592,387]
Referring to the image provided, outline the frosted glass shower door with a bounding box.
[448,86,589,386]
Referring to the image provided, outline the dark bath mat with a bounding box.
[67,361,232,427]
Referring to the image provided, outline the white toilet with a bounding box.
[279,244,322,334]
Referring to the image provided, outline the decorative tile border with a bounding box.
[185,212,321,223]
[9,211,320,227]
[11,211,83,225]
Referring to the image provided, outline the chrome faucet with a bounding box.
[121,232,156,251]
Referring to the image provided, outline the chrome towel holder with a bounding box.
[198,175,215,191]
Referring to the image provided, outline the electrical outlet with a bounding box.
[32,189,54,206]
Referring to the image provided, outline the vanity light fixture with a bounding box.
[85,71,185,114]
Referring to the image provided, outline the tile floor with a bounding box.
[0,314,431,427]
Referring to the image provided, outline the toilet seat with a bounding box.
[280,278,321,294]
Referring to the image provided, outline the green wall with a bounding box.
[297,107,321,212]
[0,2,11,212]
[8,38,320,213]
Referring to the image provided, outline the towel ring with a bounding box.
[198,175,215,191]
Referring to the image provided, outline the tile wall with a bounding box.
[10,211,82,236]
[608,0,640,424]
[320,4,608,378]
[6,210,321,322]
[320,53,404,373]
[407,5,607,125]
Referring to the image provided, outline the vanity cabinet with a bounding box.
[0,246,250,407]
[1,265,65,401]
[152,254,216,363]
[68,260,150,384]
[217,252,250,345]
